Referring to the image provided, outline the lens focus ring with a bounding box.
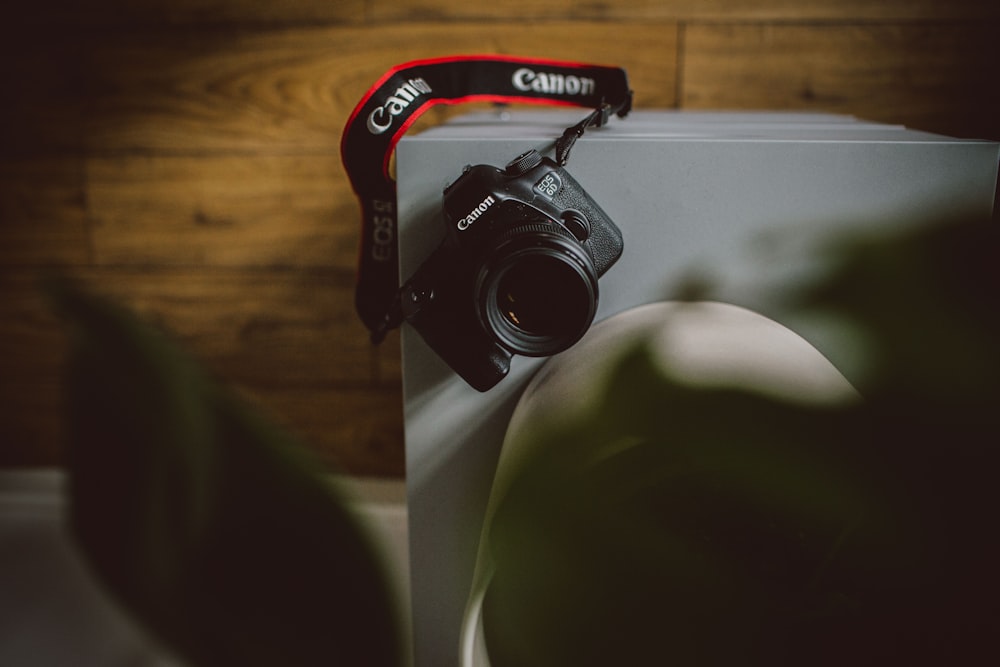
[475,223,599,357]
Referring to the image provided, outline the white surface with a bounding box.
[459,301,859,666]
[397,110,1000,667]
[0,470,408,667]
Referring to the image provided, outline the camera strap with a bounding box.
[341,55,632,342]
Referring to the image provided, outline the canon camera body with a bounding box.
[400,149,623,391]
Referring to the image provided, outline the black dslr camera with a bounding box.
[399,149,623,391]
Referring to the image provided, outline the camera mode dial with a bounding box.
[504,150,543,177]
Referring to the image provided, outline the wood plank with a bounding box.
[574,0,1000,21]
[64,269,377,387]
[0,268,402,474]
[373,0,1000,21]
[87,154,359,269]
[0,269,378,390]
[0,369,403,475]
[681,23,1000,140]
[239,385,404,476]
[9,0,365,28]
[0,159,90,266]
[82,21,677,154]
[12,0,1000,26]
[369,0,574,20]
[0,378,404,475]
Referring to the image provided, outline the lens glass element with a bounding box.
[496,255,588,338]
[477,231,599,357]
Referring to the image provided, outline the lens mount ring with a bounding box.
[475,223,599,357]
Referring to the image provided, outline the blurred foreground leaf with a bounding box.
[483,216,1000,666]
[49,281,401,667]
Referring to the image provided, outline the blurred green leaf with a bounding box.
[48,280,401,667]
[792,215,1000,404]
[483,215,1000,666]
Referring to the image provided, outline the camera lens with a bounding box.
[477,226,599,357]
[496,256,587,335]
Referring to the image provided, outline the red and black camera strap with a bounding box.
[340,55,632,342]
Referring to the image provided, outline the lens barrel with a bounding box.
[476,225,599,357]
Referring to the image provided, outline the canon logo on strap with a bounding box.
[511,67,596,96]
[367,77,433,135]
[342,56,631,340]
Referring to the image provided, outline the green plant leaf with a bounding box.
[482,215,1000,666]
[49,280,401,667]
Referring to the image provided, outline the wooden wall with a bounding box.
[2,1,998,477]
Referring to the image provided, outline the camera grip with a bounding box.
[552,175,623,275]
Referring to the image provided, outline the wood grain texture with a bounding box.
[15,0,1000,25]
[571,0,1000,21]
[82,21,677,154]
[240,385,404,475]
[681,23,1000,139]
[369,0,574,20]
[0,267,401,471]
[2,0,999,476]
[9,0,366,27]
[0,160,90,266]
[87,155,359,269]
[67,269,381,387]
